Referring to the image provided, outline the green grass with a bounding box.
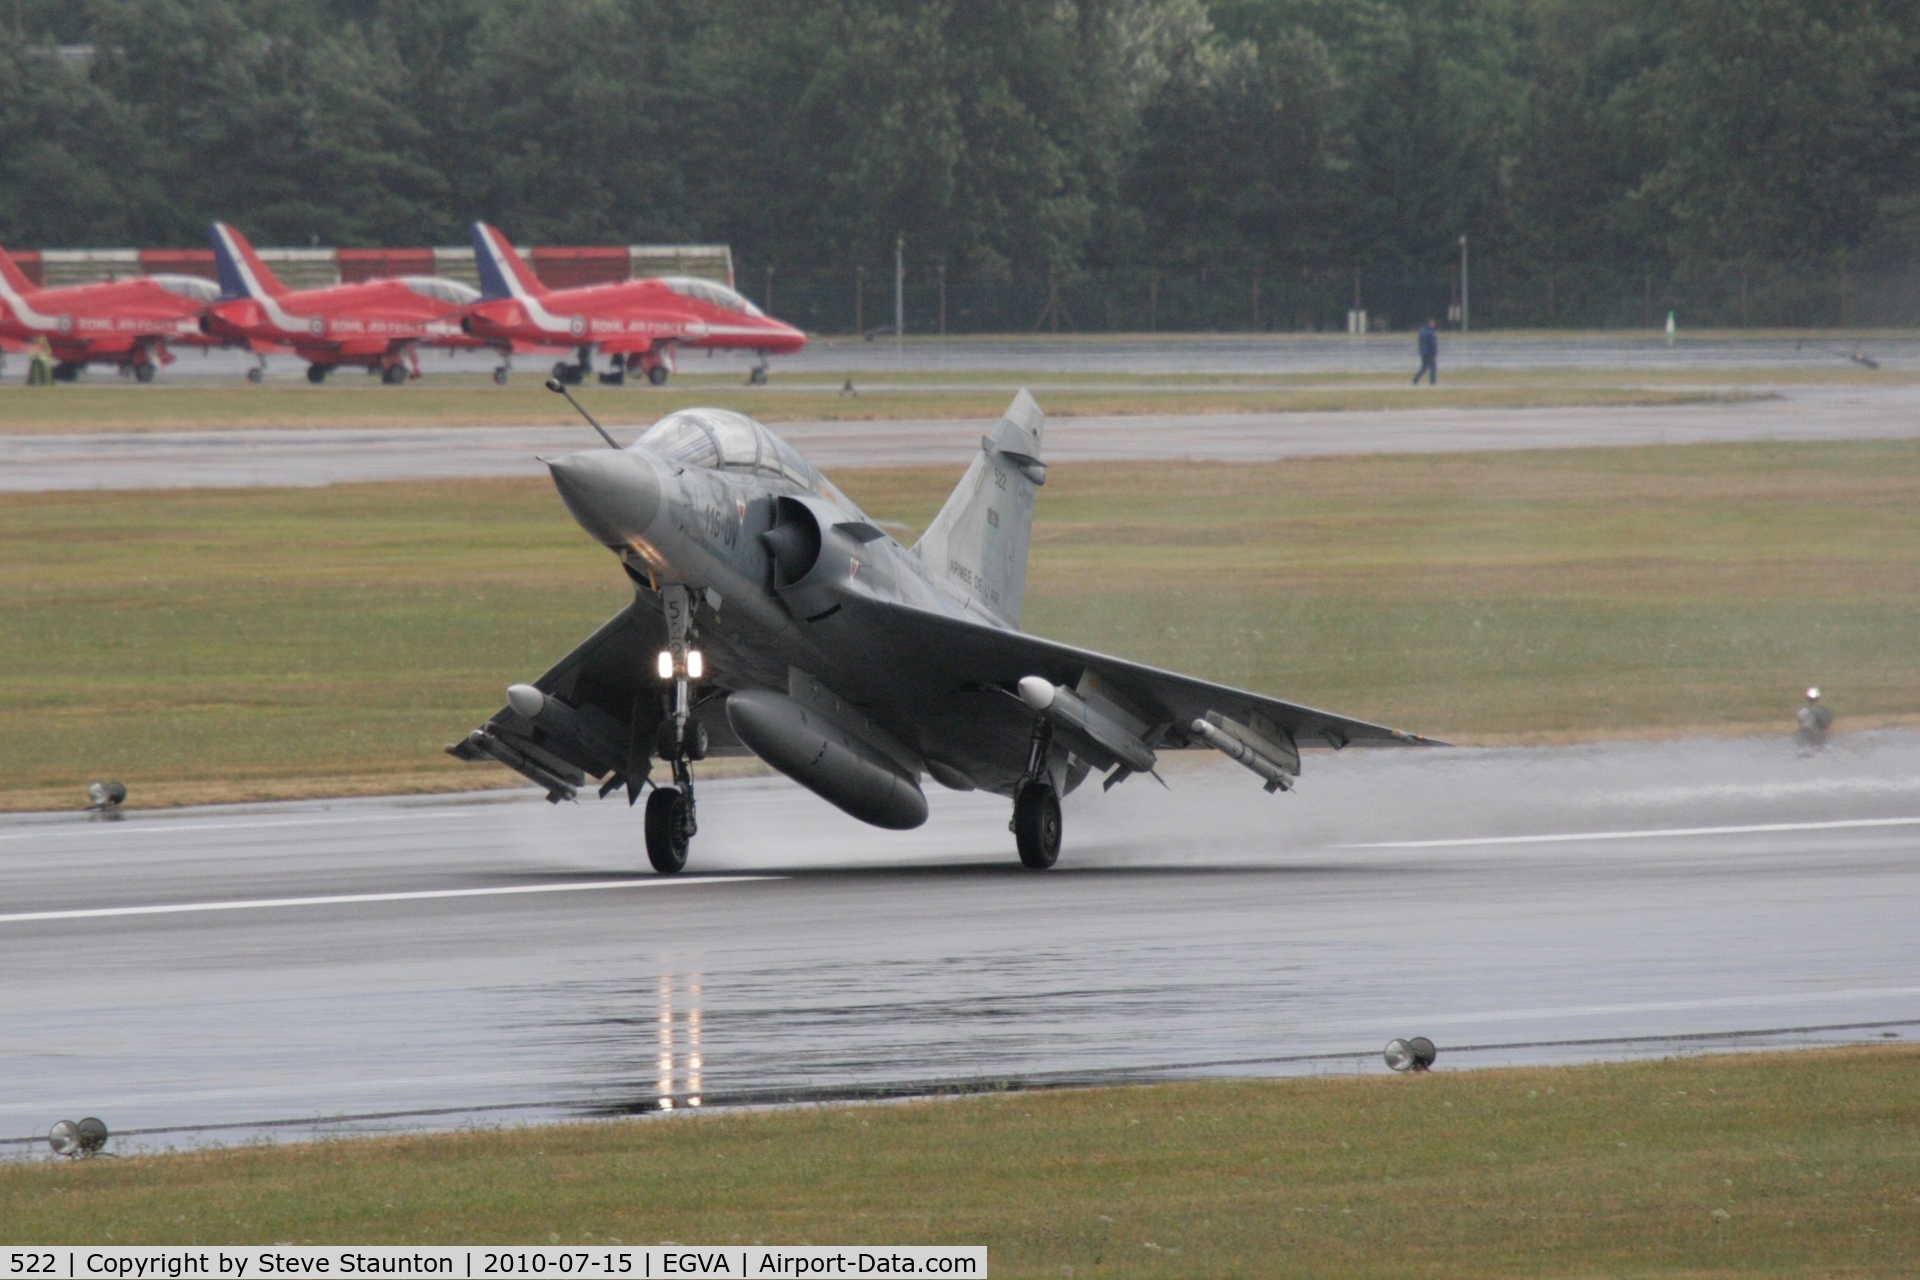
[2,441,1916,810]
[846,441,1920,744]
[2,1047,1915,1276]
[0,373,1794,433]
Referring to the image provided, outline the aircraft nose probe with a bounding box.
[544,375,622,449]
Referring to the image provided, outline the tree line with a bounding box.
[3,0,1917,281]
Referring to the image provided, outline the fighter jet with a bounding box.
[204,222,483,384]
[451,390,1437,871]
[0,242,219,381]
[462,221,807,387]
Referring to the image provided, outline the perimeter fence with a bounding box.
[744,260,1920,336]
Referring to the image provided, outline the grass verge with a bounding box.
[1,1046,1914,1276]
[3,441,1916,810]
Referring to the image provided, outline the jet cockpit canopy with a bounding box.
[400,277,482,306]
[151,274,222,303]
[631,409,862,513]
[659,276,765,317]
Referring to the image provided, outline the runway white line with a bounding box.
[1356,985,1920,1032]
[1351,815,1920,849]
[0,876,782,925]
[0,808,476,843]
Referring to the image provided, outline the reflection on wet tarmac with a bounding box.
[655,973,704,1111]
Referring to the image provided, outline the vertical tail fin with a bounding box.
[209,222,287,299]
[913,390,1046,628]
[0,243,39,299]
[470,221,547,301]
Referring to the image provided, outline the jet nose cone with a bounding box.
[547,448,661,549]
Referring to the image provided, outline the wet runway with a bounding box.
[3,730,1916,1150]
[5,383,1917,491]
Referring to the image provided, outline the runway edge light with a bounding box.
[48,1117,107,1157]
[1385,1037,1437,1073]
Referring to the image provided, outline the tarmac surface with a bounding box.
[5,383,1918,491]
[3,729,1916,1150]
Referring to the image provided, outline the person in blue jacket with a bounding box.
[1414,319,1438,385]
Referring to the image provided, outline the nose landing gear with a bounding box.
[643,584,703,874]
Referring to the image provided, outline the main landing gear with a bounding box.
[552,345,594,386]
[1011,717,1062,869]
[643,584,705,874]
[380,362,408,385]
[306,363,332,384]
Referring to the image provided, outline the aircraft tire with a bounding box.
[133,360,157,384]
[748,365,768,385]
[247,366,264,384]
[552,361,584,386]
[1012,781,1061,870]
[492,367,509,386]
[381,363,408,386]
[52,362,81,382]
[645,787,691,874]
[306,364,330,384]
[647,364,670,386]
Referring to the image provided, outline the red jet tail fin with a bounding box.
[470,222,548,301]
[0,243,39,299]
[209,222,289,300]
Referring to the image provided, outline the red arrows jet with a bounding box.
[462,221,805,386]
[203,222,482,384]
[0,243,219,382]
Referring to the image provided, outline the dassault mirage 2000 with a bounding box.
[452,389,1438,871]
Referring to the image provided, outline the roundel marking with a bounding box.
[569,315,587,337]
[309,316,326,336]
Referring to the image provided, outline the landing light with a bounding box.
[657,651,674,680]
[687,650,704,679]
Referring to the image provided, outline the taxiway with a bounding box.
[3,383,1917,492]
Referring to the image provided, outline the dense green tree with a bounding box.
[1628,0,1920,262]
[0,0,1916,280]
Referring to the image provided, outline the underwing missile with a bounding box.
[1019,676,1157,775]
[1190,715,1297,792]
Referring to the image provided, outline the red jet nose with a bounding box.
[762,319,807,355]
[461,301,515,340]
[202,300,254,342]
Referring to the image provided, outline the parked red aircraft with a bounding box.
[462,221,805,386]
[203,222,483,384]
[0,243,219,381]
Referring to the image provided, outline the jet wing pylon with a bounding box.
[834,595,1440,790]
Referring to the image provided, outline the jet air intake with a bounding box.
[725,688,928,829]
[760,495,888,620]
